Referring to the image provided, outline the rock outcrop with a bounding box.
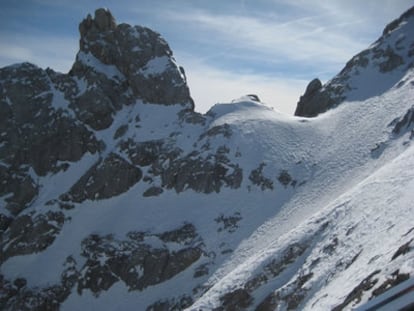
[72,8,193,110]
[295,6,414,117]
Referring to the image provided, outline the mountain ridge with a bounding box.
[295,6,414,117]
[1,6,414,311]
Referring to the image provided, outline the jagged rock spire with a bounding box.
[72,8,194,111]
[79,8,116,37]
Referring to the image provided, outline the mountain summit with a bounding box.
[73,8,193,111]
[1,7,414,311]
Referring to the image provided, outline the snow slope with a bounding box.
[187,70,414,310]
[3,68,413,310]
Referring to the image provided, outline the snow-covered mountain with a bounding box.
[1,7,414,311]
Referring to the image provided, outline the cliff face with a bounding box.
[295,6,414,117]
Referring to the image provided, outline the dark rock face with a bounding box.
[61,153,142,203]
[73,8,193,109]
[159,148,243,194]
[215,288,253,311]
[249,163,273,190]
[0,63,101,174]
[0,167,38,216]
[294,78,342,118]
[78,226,204,293]
[0,63,101,215]
[1,211,65,263]
[295,6,414,117]
[390,105,414,137]
[120,138,243,195]
[1,224,203,310]
[332,270,381,311]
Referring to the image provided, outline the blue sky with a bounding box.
[1,0,413,114]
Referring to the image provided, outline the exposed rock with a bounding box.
[179,110,207,125]
[61,153,142,203]
[0,277,64,311]
[246,242,309,293]
[371,270,410,298]
[0,214,12,233]
[247,94,261,102]
[0,63,101,175]
[278,170,294,187]
[77,225,203,295]
[390,105,414,136]
[332,270,381,311]
[199,124,232,140]
[215,212,242,233]
[74,8,193,109]
[0,166,38,215]
[157,223,198,245]
[295,6,414,117]
[193,263,210,278]
[143,186,164,197]
[121,138,243,194]
[294,78,342,117]
[215,288,253,311]
[249,163,273,190]
[382,6,414,36]
[79,8,116,37]
[391,239,413,260]
[256,273,313,311]
[377,46,404,73]
[146,295,193,311]
[1,211,65,263]
[120,139,167,167]
[159,149,243,194]
[0,257,81,310]
[113,124,128,139]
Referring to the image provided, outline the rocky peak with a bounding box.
[79,8,116,37]
[382,6,414,36]
[72,8,193,110]
[295,5,414,117]
[0,8,197,216]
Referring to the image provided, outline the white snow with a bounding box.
[139,56,171,77]
[77,51,123,80]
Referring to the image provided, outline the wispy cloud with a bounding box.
[163,7,367,67]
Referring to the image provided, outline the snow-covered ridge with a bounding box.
[295,6,414,117]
